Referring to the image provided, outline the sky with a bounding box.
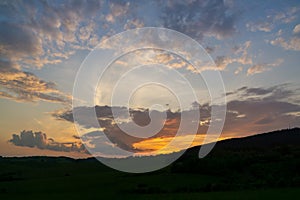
[0,0,300,158]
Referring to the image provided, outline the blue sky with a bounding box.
[0,0,300,157]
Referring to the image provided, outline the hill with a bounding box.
[0,128,299,199]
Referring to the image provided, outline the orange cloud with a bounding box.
[0,66,70,103]
[133,134,230,155]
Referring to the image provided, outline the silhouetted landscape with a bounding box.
[0,128,299,199]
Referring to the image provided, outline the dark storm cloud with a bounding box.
[161,0,240,40]
[9,130,87,153]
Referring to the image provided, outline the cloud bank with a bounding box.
[52,84,300,155]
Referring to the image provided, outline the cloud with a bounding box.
[9,130,87,153]
[234,67,243,75]
[226,84,298,103]
[54,83,300,155]
[54,104,212,153]
[205,46,215,54]
[105,1,130,23]
[293,24,300,34]
[246,7,299,33]
[0,0,254,104]
[270,24,300,51]
[247,59,283,75]
[123,18,144,30]
[132,134,226,155]
[220,84,300,135]
[273,7,299,24]
[0,1,102,70]
[247,64,269,75]
[246,21,273,32]
[111,40,253,74]
[0,60,70,103]
[160,0,240,40]
[224,99,300,135]
[270,37,300,51]
[210,41,252,72]
[211,40,282,76]
[0,1,105,103]
[0,21,43,61]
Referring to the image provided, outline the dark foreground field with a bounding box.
[0,128,300,199]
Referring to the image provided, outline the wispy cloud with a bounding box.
[0,60,70,103]
[270,24,300,51]
[206,41,252,73]
[246,7,299,33]
[247,59,283,75]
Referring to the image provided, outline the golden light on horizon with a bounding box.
[133,134,231,156]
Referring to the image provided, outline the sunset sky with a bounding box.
[0,0,300,158]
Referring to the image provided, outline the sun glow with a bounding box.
[133,134,230,156]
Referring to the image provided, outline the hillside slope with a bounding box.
[0,128,299,199]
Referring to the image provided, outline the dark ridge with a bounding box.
[1,127,299,161]
[0,128,299,198]
[186,127,300,155]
